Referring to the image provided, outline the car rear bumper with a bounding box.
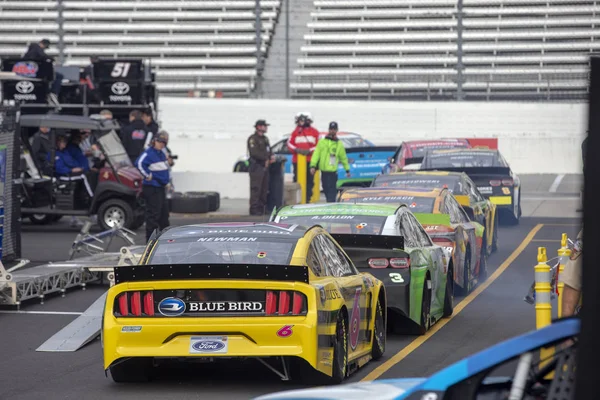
[103,316,319,370]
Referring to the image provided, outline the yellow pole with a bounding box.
[534,247,554,370]
[310,170,320,203]
[556,233,571,318]
[297,154,307,204]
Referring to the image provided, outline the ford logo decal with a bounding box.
[158,297,185,316]
[192,340,226,352]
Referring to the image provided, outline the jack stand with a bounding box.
[255,357,291,381]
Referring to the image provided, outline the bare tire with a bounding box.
[28,214,55,225]
[97,199,134,231]
[186,191,220,211]
[171,194,209,213]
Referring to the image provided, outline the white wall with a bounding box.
[160,98,588,197]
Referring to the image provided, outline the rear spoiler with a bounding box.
[344,145,397,154]
[113,264,309,285]
[420,166,510,176]
[330,234,404,250]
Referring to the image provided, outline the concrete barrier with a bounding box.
[161,98,587,196]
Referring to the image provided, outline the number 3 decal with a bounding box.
[277,325,293,337]
[389,272,404,283]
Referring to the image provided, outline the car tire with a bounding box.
[28,214,55,225]
[443,263,454,318]
[371,298,385,360]
[492,212,499,252]
[234,162,249,173]
[97,199,134,231]
[328,311,349,384]
[109,358,153,383]
[478,243,488,283]
[186,191,220,212]
[457,247,472,296]
[419,280,431,335]
[171,194,209,214]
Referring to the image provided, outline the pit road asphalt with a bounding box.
[0,215,581,400]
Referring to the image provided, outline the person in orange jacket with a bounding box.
[287,112,320,202]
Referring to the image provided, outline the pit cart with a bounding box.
[1,57,158,123]
[18,113,145,230]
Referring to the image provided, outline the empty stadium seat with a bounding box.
[292,0,597,100]
[0,0,282,96]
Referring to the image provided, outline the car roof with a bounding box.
[158,222,309,241]
[382,171,465,178]
[343,187,446,199]
[19,113,120,131]
[276,202,401,217]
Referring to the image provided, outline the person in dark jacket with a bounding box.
[120,110,148,164]
[247,119,274,215]
[141,110,159,145]
[136,131,171,241]
[23,39,62,105]
[66,133,90,172]
[30,126,52,175]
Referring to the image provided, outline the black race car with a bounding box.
[419,148,521,225]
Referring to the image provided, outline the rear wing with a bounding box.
[344,145,398,154]
[113,263,309,285]
[419,166,511,176]
[330,234,404,250]
[330,234,407,269]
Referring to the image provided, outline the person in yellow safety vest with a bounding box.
[561,229,582,317]
[309,122,351,202]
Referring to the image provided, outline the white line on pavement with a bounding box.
[0,310,83,315]
[549,174,565,193]
[522,196,579,201]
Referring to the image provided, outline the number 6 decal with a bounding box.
[277,325,293,337]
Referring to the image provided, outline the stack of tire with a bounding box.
[169,191,220,214]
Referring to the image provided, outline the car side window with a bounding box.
[399,213,419,248]
[464,178,484,203]
[444,194,463,224]
[449,194,469,223]
[316,234,355,277]
[408,213,434,246]
[307,242,324,277]
[329,239,358,277]
[272,139,290,154]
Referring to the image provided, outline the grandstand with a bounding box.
[291,0,598,100]
[0,0,598,100]
[0,0,281,97]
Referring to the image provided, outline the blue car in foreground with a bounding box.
[255,318,578,400]
[233,132,396,188]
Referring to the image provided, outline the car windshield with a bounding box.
[373,176,462,193]
[277,215,387,235]
[148,237,296,265]
[340,136,370,148]
[409,142,469,158]
[97,130,132,168]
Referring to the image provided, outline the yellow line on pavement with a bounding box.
[532,239,562,243]
[361,223,545,382]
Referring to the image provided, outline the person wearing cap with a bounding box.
[310,122,351,202]
[23,39,62,106]
[121,110,149,164]
[136,131,171,241]
[247,119,275,215]
[287,112,320,202]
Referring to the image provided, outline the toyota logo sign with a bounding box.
[111,81,130,95]
[16,81,34,94]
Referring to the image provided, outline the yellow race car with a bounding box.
[102,222,386,384]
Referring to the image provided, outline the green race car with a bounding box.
[270,203,453,334]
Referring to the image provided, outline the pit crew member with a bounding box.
[247,119,275,215]
[310,122,350,202]
[136,131,171,242]
[287,112,320,202]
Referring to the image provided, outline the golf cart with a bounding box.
[18,113,145,230]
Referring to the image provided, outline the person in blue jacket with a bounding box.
[51,134,94,199]
[136,131,171,242]
[66,132,90,172]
